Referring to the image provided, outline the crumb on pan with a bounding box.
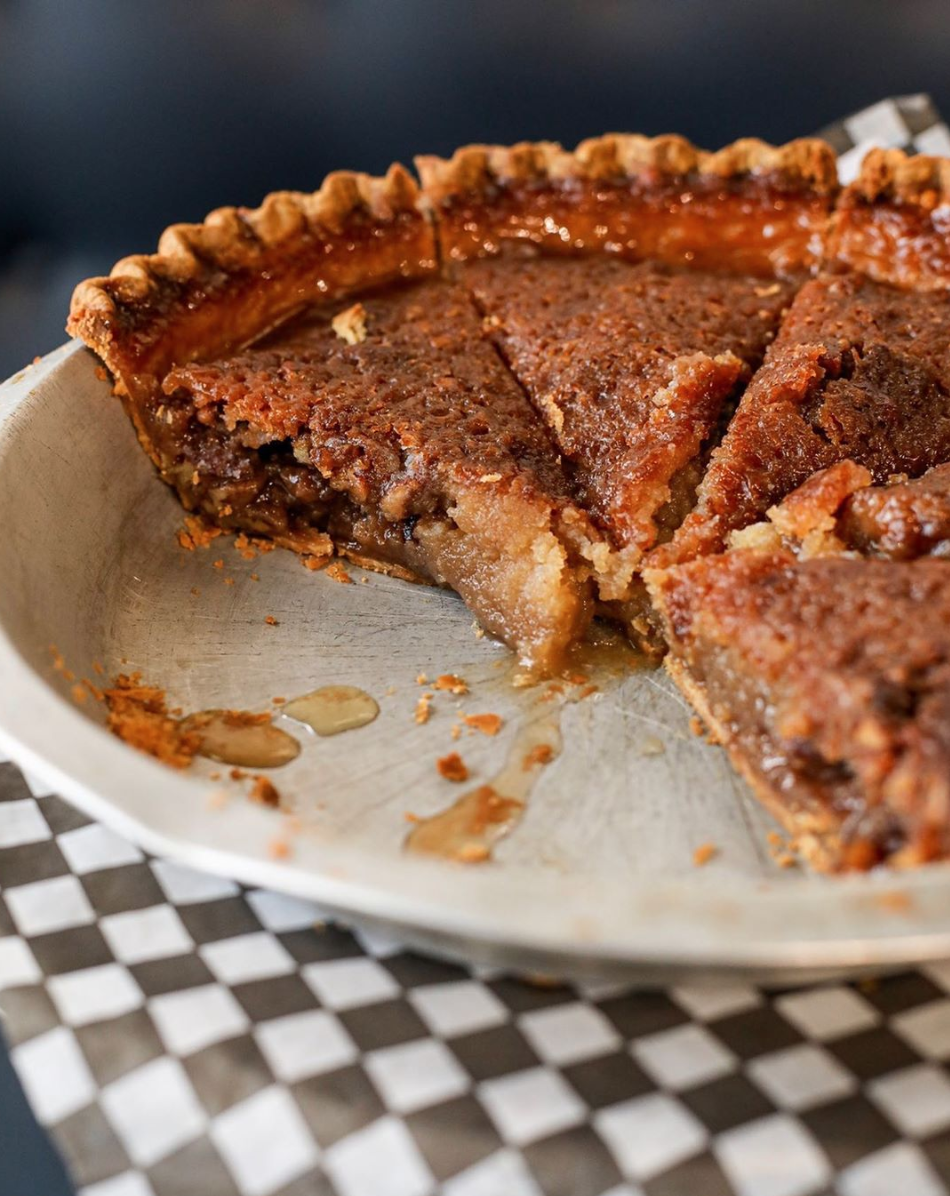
[233,533,258,560]
[464,713,503,736]
[249,775,281,808]
[693,842,718,867]
[103,673,200,769]
[523,743,554,769]
[434,673,468,695]
[415,692,434,724]
[437,752,469,782]
[177,514,224,551]
[325,560,354,584]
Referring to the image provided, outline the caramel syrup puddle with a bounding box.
[406,622,654,864]
[282,686,379,736]
[405,708,563,863]
[181,710,301,768]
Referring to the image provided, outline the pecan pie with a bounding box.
[68,135,950,869]
[646,547,950,870]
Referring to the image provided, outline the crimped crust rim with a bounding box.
[67,163,423,328]
[415,133,840,199]
[844,146,950,208]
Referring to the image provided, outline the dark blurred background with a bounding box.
[2,3,950,1192]
[3,0,950,379]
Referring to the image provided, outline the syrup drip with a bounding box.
[282,685,379,736]
[405,621,651,864]
[182,710,300,768]
[405,709,562,863]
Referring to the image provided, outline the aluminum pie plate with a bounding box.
[3,342,950,987]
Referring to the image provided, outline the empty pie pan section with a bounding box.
[2,342,950,986]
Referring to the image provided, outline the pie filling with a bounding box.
[424,175,831,277]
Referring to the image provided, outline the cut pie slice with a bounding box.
[418,136,838,599]
[163,278,607,671]
[646,547,950,870]
[461,255,792,575]
[67,167,605,672]
[654,151,950,569]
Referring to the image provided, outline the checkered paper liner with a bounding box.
[4,95,950,1196]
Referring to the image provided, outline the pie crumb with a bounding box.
[177,515,223,552]
[434,673,468,695]
[332,301,368,345]
[250,775,281,808]
[523,743,554,769]
[437,752,469,782]
[464,713,503,737]
[325,560,353,584]
[693,842,718,867]
[268,837,292,859]
[103,674,200,769]
[264,615,278,626]
[415,693,433,724]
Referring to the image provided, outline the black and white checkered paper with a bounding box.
[4,97,950,1196]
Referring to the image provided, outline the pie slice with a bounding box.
[461,255,791,575]
[653,151,950,569]
[163,279,607,671]
[67,167,606,672]
[733,459,950,562]
[646,548,950,870]
[417,136,837,599]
